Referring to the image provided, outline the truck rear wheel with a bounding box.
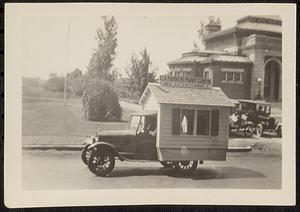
[175,161,198,174]
[88,150,115,177]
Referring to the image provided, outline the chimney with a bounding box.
[204,17,221,34]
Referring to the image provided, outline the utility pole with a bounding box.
[64,19,70,106]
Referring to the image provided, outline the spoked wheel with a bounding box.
[175,161,198,174]
[244,125,254,137]
[88,151,115,177]
[81,144,92,165]
[160,161,175,168]
[256,123,263,137]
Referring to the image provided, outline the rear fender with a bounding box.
[88,142,120,158]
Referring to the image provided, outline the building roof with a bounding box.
[203,27,236,40]
[139,83,234,107]
[237,21,282,34]
[209,55,252,63]
[168,52,252,65]
[203,15,282,41]
[168,55,209,65]
[237,15,282,24]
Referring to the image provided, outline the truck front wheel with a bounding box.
[88,150,115,177]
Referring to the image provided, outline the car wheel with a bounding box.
[256,123,263,137]
[160,161,175,168]
[244,125,254,137]
[88,150,115,177]
[277,126,282,138]
[81,144,91,165]
[174,161,198,174]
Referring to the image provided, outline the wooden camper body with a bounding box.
[139,82,233,162]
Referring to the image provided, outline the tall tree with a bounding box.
[87,16,118,81]
[82,16,122,121]
[126,48,156,97]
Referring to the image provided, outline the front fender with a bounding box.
[88,142,119,157]
[82,137,95,146]
[244,121,255,126]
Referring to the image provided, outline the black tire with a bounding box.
[174,161,198,174]
[160,161,175,168]
[244,125,254,137]
[81,144,91,165]
[88,150,115,177]
[256,123,263,137]
[277,126,282,138]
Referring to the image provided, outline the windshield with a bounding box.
[129,115,143,132]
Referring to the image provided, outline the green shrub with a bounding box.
[82,80,122,121]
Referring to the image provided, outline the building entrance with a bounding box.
[264,59,281,101]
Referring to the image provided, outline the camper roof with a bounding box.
[139,83,234,107]
[131,110,157,116]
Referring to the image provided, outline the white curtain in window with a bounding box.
[181,115,188,133]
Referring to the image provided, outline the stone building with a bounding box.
[166,15,282,101]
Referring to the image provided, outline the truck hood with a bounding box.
[99,129,134,136]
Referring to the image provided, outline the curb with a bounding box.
[22,144,252,152]
[22,144,84,151]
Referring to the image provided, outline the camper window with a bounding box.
[211,110,219,136]
[181,109,195,135]
[196,110,210,135]
[172,108,220,136]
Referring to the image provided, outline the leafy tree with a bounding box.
[67,68,85,96]
[126,48,156,98]
[194,16,221,50]
[43,73,65,92]
[87,16,118,81]
[82,79,122,121]
[83,16,121,121]
[193,21,205,51]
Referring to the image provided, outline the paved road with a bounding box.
[22,148,281,190]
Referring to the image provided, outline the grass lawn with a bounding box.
[22,96,136,145]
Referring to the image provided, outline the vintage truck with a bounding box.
[82,78,234,177]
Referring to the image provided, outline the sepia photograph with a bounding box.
[4,3,296,207]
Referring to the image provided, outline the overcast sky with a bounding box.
[22,14,243,79]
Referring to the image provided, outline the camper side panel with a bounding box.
[157,103,230,161]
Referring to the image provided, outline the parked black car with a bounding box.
[231,100,282,137]
[229,101,255,137]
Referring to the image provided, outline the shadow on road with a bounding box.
[191,166,265,180]
[106,166,266,180]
